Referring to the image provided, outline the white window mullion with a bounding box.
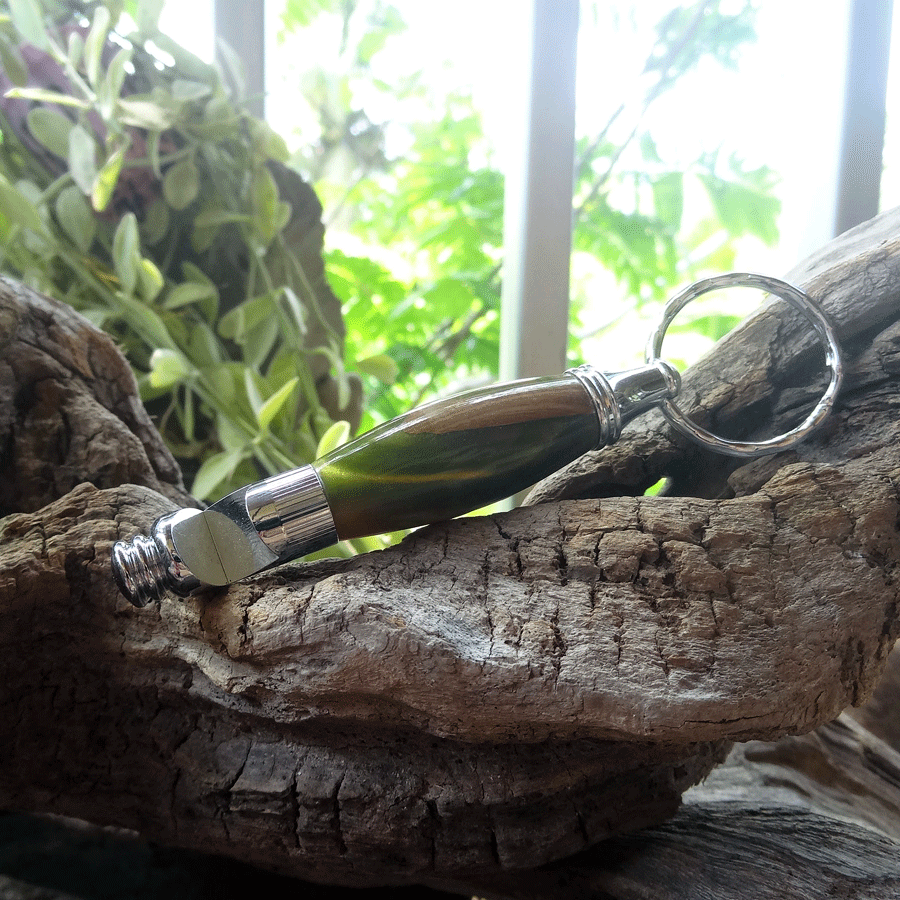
[499,0,580,382]
[834,0,894,235]
[213,0,266,120]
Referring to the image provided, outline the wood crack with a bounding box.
[5,211,900,891]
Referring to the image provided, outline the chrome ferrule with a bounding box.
[567,360,681,450]
[567,365,622,449]
[245,465,338,560]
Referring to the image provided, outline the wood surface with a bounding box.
[3,207,900,896]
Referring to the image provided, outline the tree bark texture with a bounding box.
[3,207,900,894]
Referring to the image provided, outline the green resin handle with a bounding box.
[112,360,679,603]
[111,271,845,605]
[314,363,677,538]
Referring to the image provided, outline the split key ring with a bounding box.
[645,272,844,459]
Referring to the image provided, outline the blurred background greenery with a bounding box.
[0,0,781,518]
[269,0,781,423]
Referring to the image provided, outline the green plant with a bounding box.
[0,0,367,504]
[277,0,780,428]
[0,0,782,526]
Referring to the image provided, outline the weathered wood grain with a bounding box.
[3,681,899,899]
[3,207,900,893]
[459,706,900,900]
[0,276,192,515]
[0,482,729,885]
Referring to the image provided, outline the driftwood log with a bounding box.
[3,206,900,896]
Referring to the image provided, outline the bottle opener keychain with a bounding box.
[112,272,844,607]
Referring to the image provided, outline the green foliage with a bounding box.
[0,0,783,522]
[0,0,358,501]
[325,101,504,420]
[278,0,780,427]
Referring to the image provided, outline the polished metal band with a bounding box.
[566,364,623,450]
[245,464,338,559]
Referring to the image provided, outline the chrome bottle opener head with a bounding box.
[113,468,337,606]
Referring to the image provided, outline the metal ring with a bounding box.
[644,272,844,459]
